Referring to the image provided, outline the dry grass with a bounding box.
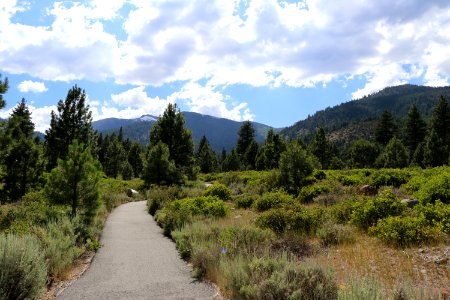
[312,231,450,297]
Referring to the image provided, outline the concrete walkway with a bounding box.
[58,201,218,300]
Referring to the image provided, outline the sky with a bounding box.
[0,0,450,132]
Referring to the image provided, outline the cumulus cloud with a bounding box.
[0,104,56,132]
[1,0,450,108]
[18,80,48,93]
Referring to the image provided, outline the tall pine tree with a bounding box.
[195,135,217,174]
[375,110,397,146]
[236,121,257,169]
[309,127,333,169]
[3,99,42,201]
[149,103,195,179]
[44,85,95,170]
[404,104,426,157]
[0,74,8,109]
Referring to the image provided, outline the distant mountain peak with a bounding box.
[139,115,158,122]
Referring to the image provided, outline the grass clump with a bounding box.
[34,216,83,278]
[318,221,356,247]
[221,255,338,300]
[146,185,182,215]
[204,183,232,200]
[253,189,293,212]
[234,195,257,209]
[0,234,47,300]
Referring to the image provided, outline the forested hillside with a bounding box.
[282,84,450,143]
[94,112,274,152]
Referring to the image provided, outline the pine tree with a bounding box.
[375,110,398,146]
[308,127,333,169]
[195,135,217,174]
[142,142,180,186]
[149,104,194,178]
[376,137,408,168]
[121,160,134,180]
[244,140,259,170]
[105,136,126,178]
[279,142,316,194]
[45,140,101,222]
[349,139,379,168]
[223,149,240,171]
[236,121,256,167]
[404,104,426,157]
[44,85,95,170]
[128,142,144,178]
[256,129,286,170]
[3,99,42,201]
[0,74,8,109]
[423,128,447,167]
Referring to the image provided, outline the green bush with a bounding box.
[369,216,441,247]
[313,170,327,180]
[330,198,359,224]
[317,221,356,246]
[234,195,257,209]
[297,183,330,203]
[0,234,47,300]
[416,173,450,205]
[418,201,450,234]
[351,190,404,230]
[146,185,182,215]
[34,217,83,278]
[256,206,323,235]
[203,183,232,201]
[253,189,293,212]
[370,169,410,188]
[103,192,129,212]
[156,196,228,235]
[228,255,338,300]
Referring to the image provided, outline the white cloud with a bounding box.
[17,80,48,93]
[0,104,56,132]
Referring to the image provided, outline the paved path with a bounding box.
[58,201,218,300]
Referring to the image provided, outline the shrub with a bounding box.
[256,206,323,235]
[351,190,404,230]
[103,192,129,212]
[317,221,356,246]
[370,169,410,188]
[416,173,450,205]
[34,217,83,278]
[203,183,232,201]
[146,185,182,215]
[253,189,293,212]
[231,256,338,300]
[418,201,450,234]
[369,216,441,247]
[234,195,256,209]
[0,234,47,300]
[297,183,330,203]
[313,170,326,180]
[156,196,228,235]
[330,198,359,224]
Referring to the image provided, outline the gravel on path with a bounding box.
[58,201,219,300]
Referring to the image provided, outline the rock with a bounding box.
[401,198,419,208]
[126,188,139,198]
[359,185,378,196]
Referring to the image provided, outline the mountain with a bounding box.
[281,84,450,145]
[93,112,275,152]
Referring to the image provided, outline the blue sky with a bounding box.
[0,0,449,132]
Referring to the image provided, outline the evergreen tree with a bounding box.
[128,142,144,178]
[105,136,126,178]
[3,99,42,201]
[244,140,259,170]
[142,142,180,186]
[375,110,398,146]
[375,137,408,168]
[256,129,286,170]
[236,121,256,167]
[195,135,217,174]
[404,104,427,157]
[349,139,379,168]
[45,140,101,222]
[121,160,134,180]
[0,74,8,109]
[223,149,240,171]
[429,96,450,144]
[279,142,316,194]
[149,104,194,178]
[308,127,333,169]
[423,128,447,167]
[44,86,95,170]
